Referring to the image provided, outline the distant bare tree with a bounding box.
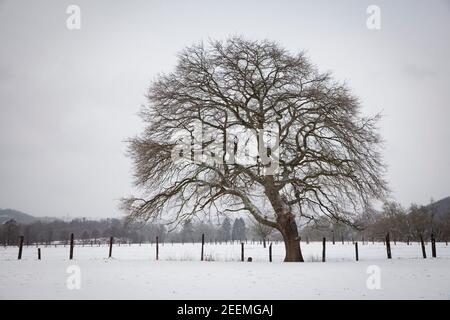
[251,220,274,243]
[4,219,19,246]
[122,37,387,261]
[381,201,408,242]
[91,229,100,242]
[408,204,430,241]
[81,230,90,244]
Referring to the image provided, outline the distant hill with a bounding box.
[0,208,60,224]
[0,209,36,224]
[428,196,450,220]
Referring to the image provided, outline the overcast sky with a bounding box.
[0,0,449,218]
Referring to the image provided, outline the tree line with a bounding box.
[301,201,450,243]
[1,201,448,246]
[0,217,249,246]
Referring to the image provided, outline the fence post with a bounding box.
[431,233,436,258]
[69,233,74,260]
[269,243,272,262]
[109,236,114,258]
[156,236,159,261]
[38,248,41,260]
[420,234,426,259]
[355,242,359,261]
[322,237,326,262]
[241,242,244,262]
[386,233,392,259]
[341,235,344,245]
[201,234,205,261]
[332,231,335,245]
[263,238,266,248]
[18,236,24,260]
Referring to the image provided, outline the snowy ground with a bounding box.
[1,242,449,299]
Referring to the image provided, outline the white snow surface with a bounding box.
[1,242,449,299]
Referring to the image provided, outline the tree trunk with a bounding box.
[278,214,304,262]
[265,185,304,262]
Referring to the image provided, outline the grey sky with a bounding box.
[0,0,449,218]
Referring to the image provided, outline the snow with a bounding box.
[1,242,449,299]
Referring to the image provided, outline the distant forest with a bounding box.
[0,199,449,246]
[0,217,249,246]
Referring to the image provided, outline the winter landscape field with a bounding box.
[1,0,450,306]
[1,242,449,299]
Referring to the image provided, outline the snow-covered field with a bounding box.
[1,242,449,299]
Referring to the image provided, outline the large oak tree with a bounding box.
[122,37,387,262]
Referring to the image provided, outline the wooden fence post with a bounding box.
[386,233,392,259]
[38,248,41,260]
[420,234,426,259]
[269,243,272,262]
[322,237,326,262]
[109,236,114,258]
[263,238,266,248]
[241,242,244,262]
[355,242,359,261]
[201,234,205,261]
[69,233,74,260]
[431,233,436,258]
[18,236,24,260]
[156,236,159,260]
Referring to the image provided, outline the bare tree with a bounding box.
[251,220,274,244]
[380,201,408,242]
[408,204,430,241]
[81,230,90,245]
[122,37,387,261]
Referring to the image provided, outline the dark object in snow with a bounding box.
[386,233,392,259]
[18,235,24,260]
[69,233,74,260]
[247,257,252,262]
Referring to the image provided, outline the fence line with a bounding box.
[6,232,446,262]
